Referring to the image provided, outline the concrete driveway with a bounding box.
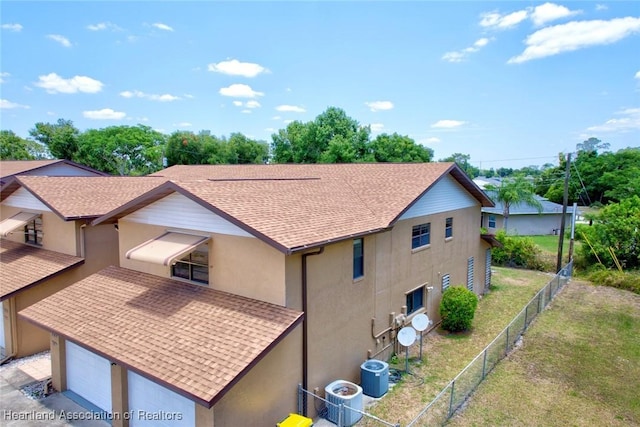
[0,352,108,427]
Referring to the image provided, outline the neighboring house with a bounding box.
[0,176,166,360]
[0,159,108,186]
[474,177,576,236]
[20,163,495,427]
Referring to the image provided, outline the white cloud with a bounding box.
[431,120,466,128]
[283,119,294,124]
[86,22,122,31]
[1,23,23,32]
[443,37,492,62]
[208,59,268,78]
[0,72,9,84]
[174,122,192,127]
[219,84,264,98]
[152,23,174,32]
[265,127,276,132]
[508,17,640,64]
[83,108,126,120]
[245,100,261,108]
[365,101,394,112]
[232,100,243,107]
[531,3,581,26]
[35,73,104,94]
[586,107,640,133]
[119,90,180,102]
[276,104,306,113]
[241,109,252,114]
[425,137,441,144]
[480,10,528,29]
[635,71,640,79]
[183,93,194,99]
[272,116,282,120]
[0,99,29,109]
[369,123,385,132]
[596,4,608,11]
[47,34,72,47]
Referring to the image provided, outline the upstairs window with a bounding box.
[488,215,496,228]
[445,217,453,239]
[411,223,431,249]
[24,216,43,246]
[406,286,425,315]
[353,238,364,280]
[172,244,209,284]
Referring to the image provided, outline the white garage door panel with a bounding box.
[66,341,112,412]
[128,371,195,427]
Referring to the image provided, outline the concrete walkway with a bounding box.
[0,352,108,427]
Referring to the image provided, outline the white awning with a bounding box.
[0,212,40,237]
[125,232,209,266]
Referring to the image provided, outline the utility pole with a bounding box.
[556,153,571,273]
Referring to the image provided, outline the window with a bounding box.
[406,286,425,315]
[24,216,43,246]
[442,274,450,292]
[488,215,496,228]
[411,223,431,249]
[353,238,364,279]
[172,244,209,284]
[445,217,453,238]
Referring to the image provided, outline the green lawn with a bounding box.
[447,281,640,426]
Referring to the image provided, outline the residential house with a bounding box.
[0,159,107,186]
[474,177,576,235]
[20,163,495,426]
[0,176,166,360]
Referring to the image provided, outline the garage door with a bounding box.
[66,341,112,412]
[0,302,5,350]
[128,371,195,427]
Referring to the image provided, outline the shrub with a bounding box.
[440,286,479,332]
[586,269,640,295]
[492,230,550,271]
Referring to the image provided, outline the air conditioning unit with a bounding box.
[360,359,389,398]
[324,380,363,426]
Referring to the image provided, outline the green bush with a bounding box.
[586,269,640,295]
[491,230,550,271]
[440,286,479,332]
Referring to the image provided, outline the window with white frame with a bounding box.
[406,286,425,315]
[172,243,209,284]
[445,217,453,238]
[411,223,431,249]
[24,216,43,246]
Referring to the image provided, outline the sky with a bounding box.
[1,1,639,169]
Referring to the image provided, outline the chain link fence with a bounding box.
[406,262,572,426]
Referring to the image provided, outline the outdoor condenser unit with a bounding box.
[324,380,363,426]
[360,359,389,398]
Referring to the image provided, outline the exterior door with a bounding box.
[66,341,112,412]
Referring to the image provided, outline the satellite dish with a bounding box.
[397,326,417,347]
[412,313,430,332]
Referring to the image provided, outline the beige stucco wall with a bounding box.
[117,220,286,305]
[286,205,491,401]
[0,207,76,255]
[211,327,302,426]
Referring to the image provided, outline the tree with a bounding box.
[366,133,433,162]
[577,137,610,153]
[577,196,640,270]
[0,130,49,160]
[75,125,166,175]
[29,118,80,160]
[439,153,478,177]
[485,175,542,232]
[223,133,269,164]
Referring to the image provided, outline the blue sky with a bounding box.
[1,1,638,169]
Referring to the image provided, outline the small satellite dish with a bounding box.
[397,326,417,347]
[412,313,430,332]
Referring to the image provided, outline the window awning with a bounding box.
[0,212,40,237]
[125,232,209,266]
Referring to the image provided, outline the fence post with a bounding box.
[537,291,542,313]
[338,402,344,427]
[297,384,303,415]
[448,380,456,417]
[505,327,510,354]
[482,349,487,379]
[524,305,529,329]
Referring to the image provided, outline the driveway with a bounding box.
[0,352,108,427]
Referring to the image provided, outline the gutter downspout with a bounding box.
[301,247,324,416]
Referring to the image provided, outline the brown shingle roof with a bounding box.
[0,240,84,300]
[19,266,303,407]
[5,176,169,219]
[0,160,107,180]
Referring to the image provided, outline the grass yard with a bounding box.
[363,267,552,425]
[447,281,640,427]
[528,235,562,254]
